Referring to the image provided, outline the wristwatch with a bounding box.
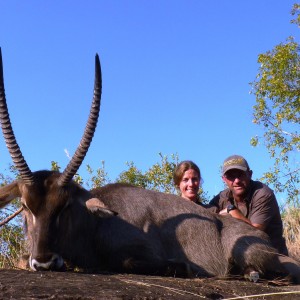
[227,204,237,213]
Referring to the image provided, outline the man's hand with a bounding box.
[219,207,265,231]
[219,208,228,215]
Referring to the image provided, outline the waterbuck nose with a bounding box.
[30,253,64,271]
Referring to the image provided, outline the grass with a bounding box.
[0,225,26,269]
[283,207,300,262]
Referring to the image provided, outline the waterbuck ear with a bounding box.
[85,198,118,218]
[0,181,22,209]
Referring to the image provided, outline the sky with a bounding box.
[0,1,298,200]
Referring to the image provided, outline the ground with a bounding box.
[1,270,300,299]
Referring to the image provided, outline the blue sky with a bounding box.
[0,1,298,200]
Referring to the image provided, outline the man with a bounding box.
[209,155,288,255]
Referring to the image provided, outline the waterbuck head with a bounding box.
[0,48,114,271]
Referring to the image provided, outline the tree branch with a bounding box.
[0,207,23,227]
[282,167,300,177]
[267,119,297,137]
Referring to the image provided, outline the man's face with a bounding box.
[222,169,252,199]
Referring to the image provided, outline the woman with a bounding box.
[173,160,203,205]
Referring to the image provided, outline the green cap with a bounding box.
[222,155,250,175]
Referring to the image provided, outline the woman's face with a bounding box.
[178,169,200,202]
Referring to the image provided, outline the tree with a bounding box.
[0,165,26,268]
[117,153,209,202]
[117,153,179,193]
[85,161,110,189]
[250,4,300,206]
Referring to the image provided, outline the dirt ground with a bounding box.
[0,270,300,300]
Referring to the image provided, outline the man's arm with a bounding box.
[219,207,266,230]
[206,193,223,213]
[219,186,276,231]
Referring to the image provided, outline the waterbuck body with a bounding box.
[0,48,300,282]
[2,170,298,280]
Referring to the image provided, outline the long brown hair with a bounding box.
[173,160,201,187]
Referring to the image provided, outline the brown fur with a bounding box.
[1,172,300,282]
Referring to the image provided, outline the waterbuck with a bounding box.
[0,48,300,282]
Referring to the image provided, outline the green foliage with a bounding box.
[116,153,209,202]
[85,161,110,189]
[0,220,26,268]
[250,4,300,206]
[51,161,61,171]
[144,153,179,194]
[0,167,25,268]
[117,161,148,189]
[117,153,179,194]
[291,3,300,27]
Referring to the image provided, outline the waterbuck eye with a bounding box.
[54,202,70,228]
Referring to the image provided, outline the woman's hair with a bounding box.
[173,160,201,187]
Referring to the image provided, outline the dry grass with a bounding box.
[0,227,26,269]
[0,209,26,269]
[283,207,300,262]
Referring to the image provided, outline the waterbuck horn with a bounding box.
[0,48,34,185]
[58,54,102,186]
